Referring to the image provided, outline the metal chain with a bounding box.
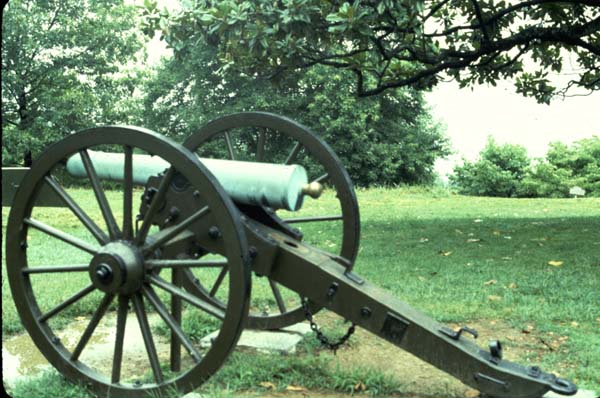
[301,297,355,354]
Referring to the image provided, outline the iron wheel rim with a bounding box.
[6,126,251,397]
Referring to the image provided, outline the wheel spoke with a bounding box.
[79,149,121,240]
[44,175,109,244]
[142,285,203,364]
[149,275,225,320]
[135,167,175,245]
[38,284,96,323]
[171,268,182,371]
[284,142,302,165]
[71,293,115,361]
[256,128,266,162]
[313,173,329,184]
[269,280,287,314]
[25,218,98,255]
[123,145,134,240]
[132,292,164,384]
[224,131,236,160]
[112,295,128,383]
[23,265,89,274]
[283,215,343,224]
[209,266,228,297]
[146,258,227,270]
[143,206,210,254]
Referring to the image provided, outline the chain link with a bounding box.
[301,297,355,354]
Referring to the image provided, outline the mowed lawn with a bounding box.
[2,187,599,395]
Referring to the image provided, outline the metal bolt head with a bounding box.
[193,190,201,198]
[208,226,221,239]
[361,307,372,318]
[249,246,258,259]
[95,263,113,285]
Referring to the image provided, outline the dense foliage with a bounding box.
[1,0,147,165]
[146,0,600,103]
[144,45,450,186]
[451,138,530,197]
[451,136,600,197]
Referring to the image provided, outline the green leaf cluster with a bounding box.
[2,0,148,165]
[156,1,600,103]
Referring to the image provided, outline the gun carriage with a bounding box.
[3,112,577,398]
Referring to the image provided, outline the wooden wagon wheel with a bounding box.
[181,112,360,330]
[6,127,251,397]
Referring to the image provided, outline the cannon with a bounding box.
[4,112,577,398]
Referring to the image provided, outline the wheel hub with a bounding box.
[89,241,144,294]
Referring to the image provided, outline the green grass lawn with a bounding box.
[2,187,599,397]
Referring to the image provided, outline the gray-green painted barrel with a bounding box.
[66,151,308,211]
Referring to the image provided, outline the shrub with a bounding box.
[450,137,530,197]
[517,161,573,198]
[546,137,600,196]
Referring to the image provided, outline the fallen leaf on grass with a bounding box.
[286,385,308,392]
[465,388,480,398]
[548,260,564,267]
[419,237,429,243]
[466,238,481,243]
[522,325,535,334]
[474,219,483,223]
[507,282,518,289]
[570,321,579,327]
[488,295,502,301]
[539,338,560,351]
[354,382,367,392]
[484,279,497,286]
[75,316,87,321]
[259,382,276,389]
[439,251,453,256]
[493,231,501,236]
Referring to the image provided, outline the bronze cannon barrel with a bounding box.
[65,150,322,211]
